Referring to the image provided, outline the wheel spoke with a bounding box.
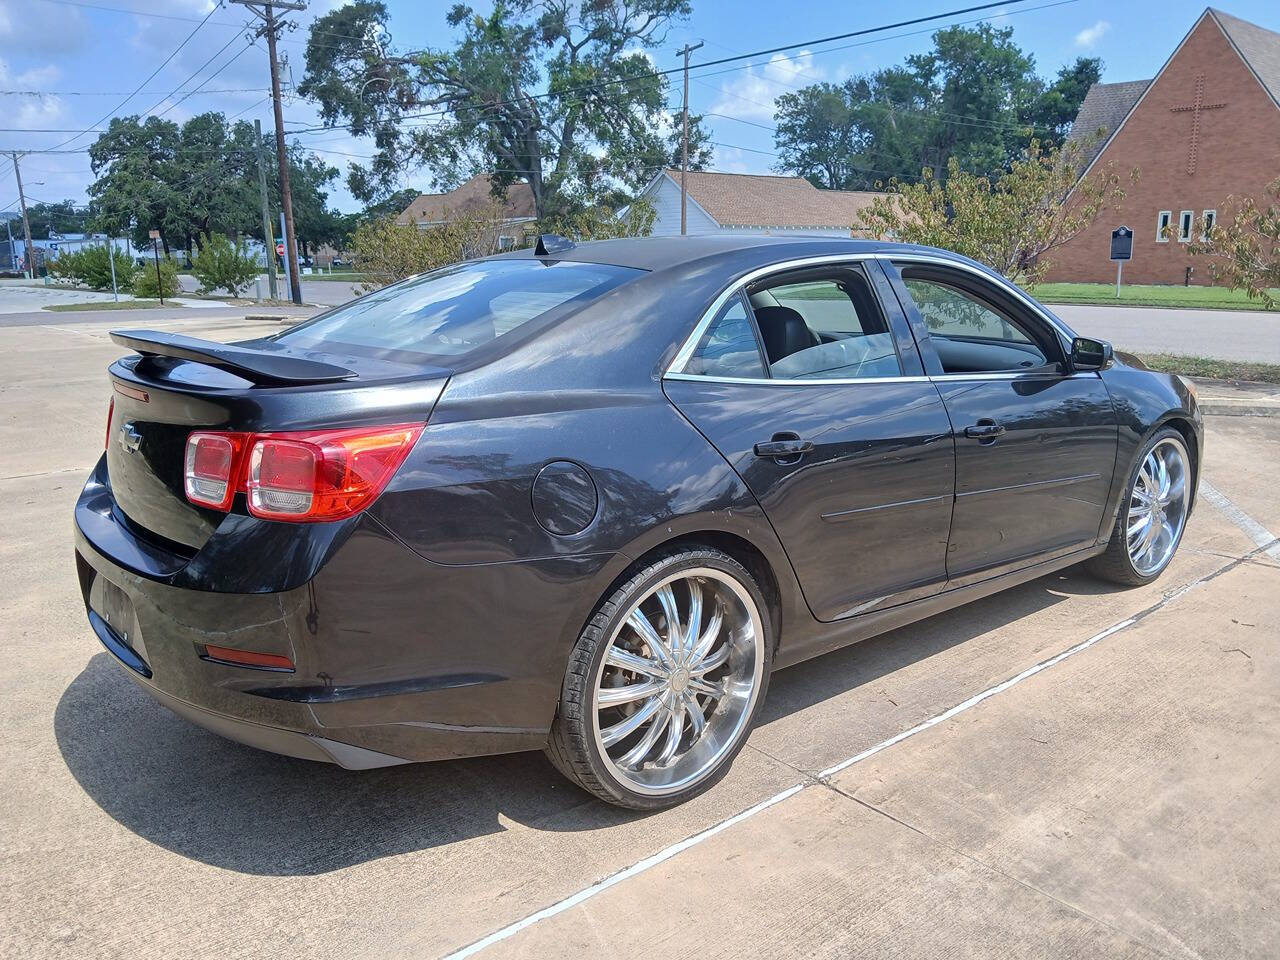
[688,603,724,665]
[626,609,675,669]
[1161,474,1185,506]
[616,704,669,768]
[600,695,663,748]
[597,679,666,707]
[691,639,731,676]
[683,580,703,655]
[688,677,726,699]
[1156,454,1171,500]
[655,702,686,765]
[1127,510,1153,541]
[655,584,682,654]
[685,694,706,741]
[605,645,666,678]
[1131,485,1153,505]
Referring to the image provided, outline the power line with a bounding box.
[0,88,270,97]
[42,0,221,154]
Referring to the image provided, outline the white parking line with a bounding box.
[1199,480,1280,560]
[442,485,1277,960]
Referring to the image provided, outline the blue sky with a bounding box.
[1,0,1276,217]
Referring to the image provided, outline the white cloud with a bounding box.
[1074,20,1111,49]
[710,50,823,123]
[0,59,66,129]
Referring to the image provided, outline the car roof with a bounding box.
[496,235,958,274]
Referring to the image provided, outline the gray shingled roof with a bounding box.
[1211,8,1280,109]
[1067,79,1151,168]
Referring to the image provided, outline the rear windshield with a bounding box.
[275,258,643,363]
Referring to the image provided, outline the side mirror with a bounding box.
[1070,336,1113,371]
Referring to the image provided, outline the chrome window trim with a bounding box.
[664,250,1078,384]
[664,370,1099,388]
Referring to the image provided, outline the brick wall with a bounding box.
[1044,14,1280,286]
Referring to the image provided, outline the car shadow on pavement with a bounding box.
[55,566,1094,877]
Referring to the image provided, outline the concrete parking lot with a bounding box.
[1,313,1277,959]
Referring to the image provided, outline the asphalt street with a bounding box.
[1,313,1277,959]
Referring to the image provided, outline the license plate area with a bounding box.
[88,573,149,669]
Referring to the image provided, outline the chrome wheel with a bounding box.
[591,567,764,797]
[1126,437,1190,577]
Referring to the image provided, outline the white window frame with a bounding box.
[1156,210,1172,243]
[1178,210,1194,243]
[1201,209,1216,241]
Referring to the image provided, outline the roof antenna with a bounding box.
[535,234,574,256]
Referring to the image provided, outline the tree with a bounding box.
[6,201,90,239]
[666,113,712,171]
[858,139,1134,286]
[88,115,181,251]
[299,0,689,219]
[1025,58,1103,148]
[773,25,1100,190]
[87,112,345,256]
[190,232,261,296]
[1189,179,1280,308]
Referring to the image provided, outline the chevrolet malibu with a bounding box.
[74,235,1201,809]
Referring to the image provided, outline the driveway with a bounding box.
[1,313,1277,959]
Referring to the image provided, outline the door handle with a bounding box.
[754,433,814,460]
[964,420,1006,442]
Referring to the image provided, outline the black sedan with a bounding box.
[74,236,1201,809]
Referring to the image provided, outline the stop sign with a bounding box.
[275,242,285,257]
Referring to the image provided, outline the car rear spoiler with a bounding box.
[110,329,357,386]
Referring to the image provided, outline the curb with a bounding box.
[1200,399,1280,418]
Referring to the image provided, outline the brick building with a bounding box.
[1045,8,1280,286]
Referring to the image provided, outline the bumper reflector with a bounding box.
[201,644,295,672]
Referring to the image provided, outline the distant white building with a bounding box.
[636,169,885,237]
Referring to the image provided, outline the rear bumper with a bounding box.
[74,463,613,768]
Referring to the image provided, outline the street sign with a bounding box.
[1110,226,1133,261]
[275,242,285,257]
[148,229,161,240]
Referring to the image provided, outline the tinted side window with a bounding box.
[684,294,766,378]
[751,267,902,380]
[901,275,1050,373]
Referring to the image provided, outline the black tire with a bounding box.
[1087,427,1192,586]
[546,546,773,810]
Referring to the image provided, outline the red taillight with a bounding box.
[182,423,423,522]
[105,397,114,450]
[184,432,249,510]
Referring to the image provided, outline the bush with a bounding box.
[132,257,181,299]
[48,244,134,292]
[351,203,509,291]
[191,232,260,296]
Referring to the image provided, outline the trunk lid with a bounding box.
[105,330,448,552]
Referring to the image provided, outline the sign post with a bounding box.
[149,229,164,306]
[1110,226,1133,298]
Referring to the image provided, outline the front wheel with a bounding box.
[546,547,772,809]
[1087,428,1192,585]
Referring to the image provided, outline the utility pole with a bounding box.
[232,0,305,304]
[677,41,703,237]
[11,152,35,278]
[254,118,279,301]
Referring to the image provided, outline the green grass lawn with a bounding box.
[1132,353,1280,384]
[43,299,172,312]
[1028,282,1279,311]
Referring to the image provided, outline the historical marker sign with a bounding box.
[1110,226,1133,261]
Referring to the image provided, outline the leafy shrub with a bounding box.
[191,232,261,296]
[48,245,134,291]
[132,257,181,299]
